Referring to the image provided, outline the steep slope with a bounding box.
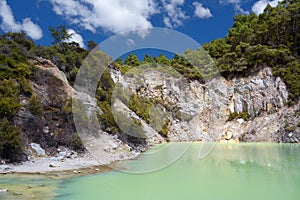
[109,64,300,144]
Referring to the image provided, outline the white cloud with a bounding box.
[162,0,188,28]
[219,0,249,14]
[234,4,249,14]
[49,0,158,37]
[224,0,240,3]
[169,0,185,5]
[252,0,282,15]
[0,0,43,40]
[193,2,212,19]
[64,29,85,48]
[126,39,135,47]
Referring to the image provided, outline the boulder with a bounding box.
[30,143,46,156]
[49,163,59,168]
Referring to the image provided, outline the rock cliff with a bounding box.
[12,58,300,163]
[109,65,300,144]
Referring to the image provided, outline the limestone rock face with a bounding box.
[228,68,288,117]
[110,66,299,143]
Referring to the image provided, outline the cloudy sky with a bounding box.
[0,0,282,48]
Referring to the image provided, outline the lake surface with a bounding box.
[1,143,299,199]
[54,143,300,200]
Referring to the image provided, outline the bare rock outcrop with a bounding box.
[110,66,299,143]
[14,57,299,165]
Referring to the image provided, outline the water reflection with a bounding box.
[198,143,300,172]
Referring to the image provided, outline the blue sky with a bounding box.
[0,0,282,48]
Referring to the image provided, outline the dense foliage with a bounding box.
[0,32,34,161]
[0,31,86,161]
[203,0,300,102]
[0,118,23,161]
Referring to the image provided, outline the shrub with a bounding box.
[228,112,239,121]
[240,112,250,120]
[128,94,152,123]
[285,125,296,132]
[98,101,119,134]
[0,118,23,161]
[228,112,249,121]
[68,133,84,151]
[28,95,43,114]
[158,119,170,137]
[0,79,21,118]
[62,98,72,114]
[18,77,33,96]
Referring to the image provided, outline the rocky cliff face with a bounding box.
[27,58,137,164]
[14,58,77,157]
[109,65,300,144]
[16,59,300,162]
[220,68,299,143]
[227,68,288,117]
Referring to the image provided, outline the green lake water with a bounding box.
[1,143,300,200]
[55,143,300,200]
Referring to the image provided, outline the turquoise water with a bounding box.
[0,174,61,199]
[55,143,300,200]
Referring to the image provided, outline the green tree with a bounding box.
[203,38,230,59]
[143,54,153,63]
[125,53,140,67]
[114,57,124,65]
[6,32,35,51]
[154,54,170,66]
[49,25,72,44]
[87,40,98,50]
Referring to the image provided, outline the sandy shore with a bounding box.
[0,151,139,175]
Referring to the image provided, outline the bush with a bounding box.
[285,125,296,132]
[240,112,250,120]
[128,94,152,123]
[158,119,170,137]
[228,112,249,121]
[0,118,23,161]
[62,98,72,114]
[228,112,239,121]
[68,133,84,151]
[28,95,43,114]
[0,79,21,118]
[18,77,33,96]
[98,101,119,134]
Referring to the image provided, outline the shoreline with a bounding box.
[0,150,140,176]
[1,142,299,175]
